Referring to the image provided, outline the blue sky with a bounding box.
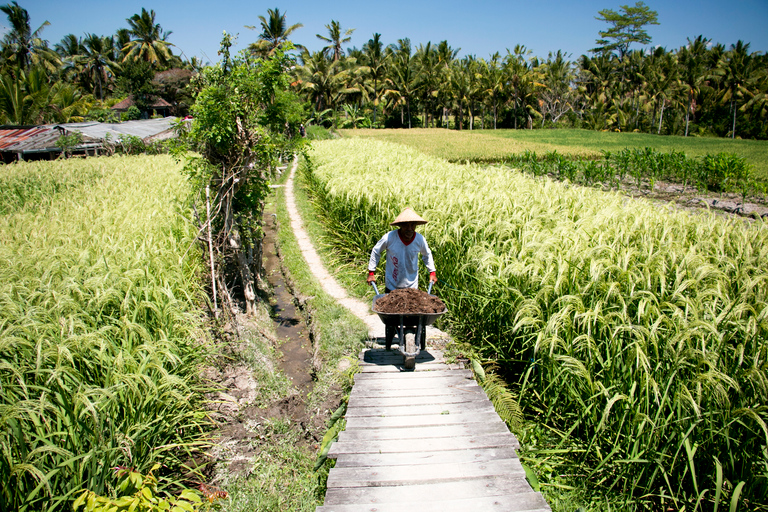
[11,0,768,64]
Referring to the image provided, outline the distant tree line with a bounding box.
[1,1,766,139]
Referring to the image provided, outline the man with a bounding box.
[367,207,437,292]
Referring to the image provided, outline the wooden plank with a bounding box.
[350,383,482,399]
[357,362,455,373]
[351,378,478,393]
[321,475,534,505]
[354,369,472,380]
[327,458,525,488]
[348,391,487,408]
[344,410,504,429]
[350,386,485,400]
[355,370,475,385]
[344,400,495,418]
[332,446,519,468]
[317,494,550,511]
[328,432,519,456]
[337,421,511,442]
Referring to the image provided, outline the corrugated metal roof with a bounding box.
[62,117,177,142]
[0,126,61,152]
[0,117,179,155]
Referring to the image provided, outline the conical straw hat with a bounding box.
[390,207,428,226]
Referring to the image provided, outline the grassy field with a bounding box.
[303,137,768,511]
[341,128,768,179]
[0,155,212,510]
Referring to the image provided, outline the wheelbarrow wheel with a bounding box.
[385,325,395,350]
[404,333,416,370]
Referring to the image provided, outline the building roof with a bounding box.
[0,117,178,155]
[111,95,172,111]
[63,117,178,141]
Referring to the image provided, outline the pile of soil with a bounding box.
[374,288,446,314]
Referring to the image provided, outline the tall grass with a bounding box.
[0,156,213,511]
[303,138,768,510]
[342,127,768,179]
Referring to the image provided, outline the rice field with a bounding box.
[303,138,768,510]
[342,127,768,179]
[0,155,212,510]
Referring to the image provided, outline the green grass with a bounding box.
[0,158,106,215]
[303,138,768,511]
[342,127,768,180]
[487,128,768,178]
[213,160,367,511]
[0,155,213,511]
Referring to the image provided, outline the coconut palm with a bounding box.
[0,1,59,72]
[79,34,120,100]
[415,42,440,127]
[642,46,678,134]
[247,8,303,58]
[677,35,711,136]
[385,38,419,128]
[434,40,459,127]
[55,34,83,60]
[715,40,757,138]
[0,65,72,124]
[113,28,131,62]
[537,50,576,127]
[361,33,388,126]
[317,20,354,62]
[123,8,173,66]
[505,45,540,129]
[480,52,505,129]
[295,50,355,116]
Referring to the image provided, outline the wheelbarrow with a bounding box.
[370,282,447,369]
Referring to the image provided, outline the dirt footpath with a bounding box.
[283,157,448,342]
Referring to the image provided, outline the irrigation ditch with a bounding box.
[200,191,342,496]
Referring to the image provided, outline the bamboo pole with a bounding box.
[206,185,218,315]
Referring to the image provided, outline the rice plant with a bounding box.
[303,138,768,510]
[0,155,213,511]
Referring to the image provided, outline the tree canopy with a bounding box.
[592,1,659,58]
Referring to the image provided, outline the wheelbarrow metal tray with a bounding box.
[371,294,447,327]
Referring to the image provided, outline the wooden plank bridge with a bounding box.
[316,346,551,512]
[283,160,550,511]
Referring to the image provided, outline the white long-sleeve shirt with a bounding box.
[368,230,436,290]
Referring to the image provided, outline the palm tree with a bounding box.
[715,40,757,139]
[123,8,173,66]
[295,50,356,117]
[114,28,131,62]
[415,42,440,127]
[0,1,59,72]
[642,46,678,134]
[56,34,85,87]
[460,56,483,130]
[386,38,419,128]
[537,50,575,127]
[677,35,710,136]
[480,52,504,129]
[435,41,459,127]
[361,33,388,126]
[247,8,303,58]
[317,20,354,62]
[79,34,120,100]
[505,45,537,129]
[54,34,83,60]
